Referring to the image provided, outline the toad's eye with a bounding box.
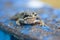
[24,15,29,18]
[32,12,34,14]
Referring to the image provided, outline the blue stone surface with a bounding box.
[0,0,60,40]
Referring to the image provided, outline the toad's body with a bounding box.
[11,12,44,26]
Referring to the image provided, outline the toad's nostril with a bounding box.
[35,14,37,16]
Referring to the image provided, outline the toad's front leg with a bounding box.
[16,18,25,26]
[39,20,48,27]
[39,20,45,26]
[16,19,21,26]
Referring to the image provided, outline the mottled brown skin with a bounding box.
[10,12,45,26]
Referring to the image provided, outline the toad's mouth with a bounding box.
[24,17,40,24]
